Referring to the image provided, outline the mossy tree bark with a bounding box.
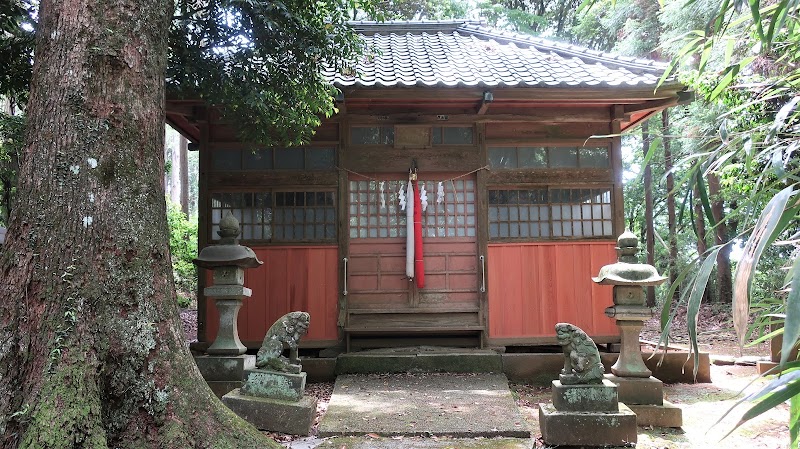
[0,1,279,447]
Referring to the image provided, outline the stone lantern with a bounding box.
[193,211,262,355]
[592,230,682,427]
[593,230,666,377]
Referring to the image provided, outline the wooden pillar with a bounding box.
[611,105,625,236]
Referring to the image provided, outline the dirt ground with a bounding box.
[181,304,790,448]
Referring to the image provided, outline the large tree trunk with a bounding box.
[0,1,277,447]
[663,110,679,301]
[642,120,656,307]
[708,173,733,303]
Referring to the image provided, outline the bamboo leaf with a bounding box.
[749,0,765,43]
[713,364,800,430]
[696,170,717,227]
[748,325,784,346]
[709,64,740,101]
[737,375,800,424]
[657,34,705,88]
[688,246,723,377]
[724,37,735,66]
[719,372,800,440]
[781,249,800,366]
[765,0,789,47]
[713,0,732,34]
[733,185,796,346]
[792,393,800,448]
[768,96,800,142]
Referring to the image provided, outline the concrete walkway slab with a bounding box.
[318,373,531,438]
[306,436,534,449]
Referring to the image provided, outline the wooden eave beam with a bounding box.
[477,91,493,115]
[339,83,686,103]
[623,97,678,117]
[343,109,611,124]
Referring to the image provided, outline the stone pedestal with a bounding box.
[194,354,255,398]
[240,369,307,402]
[607,310,652,378]
[205,285,251,356]
[606,374,683,428]
[539,403,637,447]
[539,379,637,447]
[551,379,618,412]
[222,389,317,436]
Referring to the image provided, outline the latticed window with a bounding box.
[488,187,613,239]
[348,179,476,238]
[210,147,335,171]
[432,127,474,145]
[488,146,609,169]
[351,126,395,145]
[210,191,336,242]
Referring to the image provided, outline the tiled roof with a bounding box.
[326,20,669,88]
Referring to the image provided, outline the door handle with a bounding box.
[342,257,348,296]
[479,255,486,293]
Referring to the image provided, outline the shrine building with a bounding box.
[166,20,687,352]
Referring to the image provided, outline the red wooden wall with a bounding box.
[487,241,617,341]
[204,246,339,345]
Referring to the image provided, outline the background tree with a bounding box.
[0,0,375,447]
[0,0,34,226]
[360,0,470,20]
[0,112,23,226]
[653,0,799,441]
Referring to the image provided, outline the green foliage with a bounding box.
[359,0,470,20]
[0,112,24,226]
[166,200,197,308]
[0,0,34,105]
[168,0,377,146]
[475,0,582,40]
[659,0,800,440]
[3,1,379,147]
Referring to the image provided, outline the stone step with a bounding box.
[336,348,503,374]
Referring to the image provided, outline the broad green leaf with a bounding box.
[733,185,796,346]
[736,375,800,426]
[713,0,732,33]
[765,0,789,47]
[768,96,800,143]
[713,364,800,430]
[688,246,723,377]
[696,170,717,227]
[748,325,784,346]
[781,247,800,366]
[724,38,735,66]
[719,371,800,440]
[792,394,800,448]
[709,64,740,101]
[749,0,765,43]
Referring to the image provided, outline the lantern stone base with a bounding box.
[194,354,255,397]
[222,389,317,436]
[606,374,683,428]
[627,402,683,428]
[605,374,663,405]
[539,402,637,447]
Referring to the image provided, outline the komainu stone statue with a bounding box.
[556,323,605,385]
[256,311,310,373]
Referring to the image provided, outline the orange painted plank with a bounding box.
[488,241,616,339]
[204,246,339,344]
